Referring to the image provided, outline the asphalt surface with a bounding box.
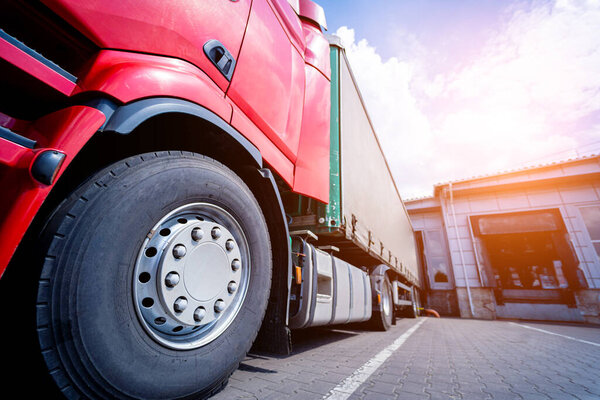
[212,318,600,400]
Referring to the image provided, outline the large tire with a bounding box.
[36,152,272,399]
[371,275,393,331]
[397,288,418,318]
[399,302,418,318]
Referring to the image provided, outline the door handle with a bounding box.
[203,39,236,81]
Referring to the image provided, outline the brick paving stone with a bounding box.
[289,389,330,400]
[345,394,363,400]
[364,381,397,396]
[426,392,463,400]
[361,390,396,400]
[213,318,600,400]
[212,386,258,399]
[398,381,430,396]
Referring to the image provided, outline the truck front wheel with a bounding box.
[36,152,272,399]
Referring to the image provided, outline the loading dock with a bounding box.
[406,154,600,323]
[470,209,584,316]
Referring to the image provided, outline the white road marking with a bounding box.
[510,322,600,347]
[323,318,426,400]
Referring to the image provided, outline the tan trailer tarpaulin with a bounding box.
[335,40,420,286]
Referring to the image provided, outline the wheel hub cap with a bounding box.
[133,203,249,350]
[183,243,230,301]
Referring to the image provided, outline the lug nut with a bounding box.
[191,227,204,241]
[165,272,180,287]
[231,259,241,271]
[214,300,226,313]
[225,239,235,251]
[173,244,186,259]
[228,281,238,294]
[211,227,221,239]
[174,297,188,312]
[194,307,206,322]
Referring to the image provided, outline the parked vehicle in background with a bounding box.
[0,0,420,398]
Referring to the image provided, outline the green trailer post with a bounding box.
[283,37,422,324]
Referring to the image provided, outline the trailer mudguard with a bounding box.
[370,264,392,305]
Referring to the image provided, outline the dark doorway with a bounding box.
[471,209,583,306]
[483,231,573,304]
[415,230,459,316]
[485,231,565,290]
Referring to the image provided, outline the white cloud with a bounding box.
[335,0,600,198]
[334,27,434,196]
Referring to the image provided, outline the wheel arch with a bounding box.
[11,97,292,348]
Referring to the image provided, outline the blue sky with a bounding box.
[320,0,511,61]
[315,1,600,197]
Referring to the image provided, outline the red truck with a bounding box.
[0,1,420,398]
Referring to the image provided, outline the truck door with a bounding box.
[227,0,305,162]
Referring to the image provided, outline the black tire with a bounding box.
[371,275,393,331]
[36,151,272,399]
[399,303,418,318]
[409,296,419,318]
[408,287,419,318]
[397,288,418,318]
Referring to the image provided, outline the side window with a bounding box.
[424,229,453,289]
[425,230,445,257]
[434,271,449,283]
[579,205,600,257]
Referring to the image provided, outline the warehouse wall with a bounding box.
[407,156,600,322]
[441,181,600,290]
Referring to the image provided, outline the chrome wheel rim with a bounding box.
[133,203,250,350]
[382,280,392,318]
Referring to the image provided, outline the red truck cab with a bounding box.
[0,0,330,398]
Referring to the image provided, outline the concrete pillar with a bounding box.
[575,289,600,324]
[456,287,497,319]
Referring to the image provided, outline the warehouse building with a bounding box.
[405,154,600,323]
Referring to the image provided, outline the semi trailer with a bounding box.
[0,1,420,398]
[285,38,421,332]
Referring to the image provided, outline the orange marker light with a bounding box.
[377,293,381,304]
[294,266,302,285]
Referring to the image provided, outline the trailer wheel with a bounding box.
[36,152,271,399]
[400,302,418,318]
[398,287,418,318]
[371,275,393,331]
[409,293,419,318]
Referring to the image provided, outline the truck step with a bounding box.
[0,125,36,148]
[0,28,76,83]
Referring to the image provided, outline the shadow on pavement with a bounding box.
[249,326,363,360]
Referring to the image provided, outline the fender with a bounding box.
[371,263,391,279]
[370,263,392,306]
[75,50,233,123]
[102,97,262,167]
[248,168,293,354]
[76,50,296,189]
[103,96,293,353]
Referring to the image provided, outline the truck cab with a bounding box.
[0,2,420,398]
[0,1,331,398]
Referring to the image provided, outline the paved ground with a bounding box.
[212,318,600,400]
